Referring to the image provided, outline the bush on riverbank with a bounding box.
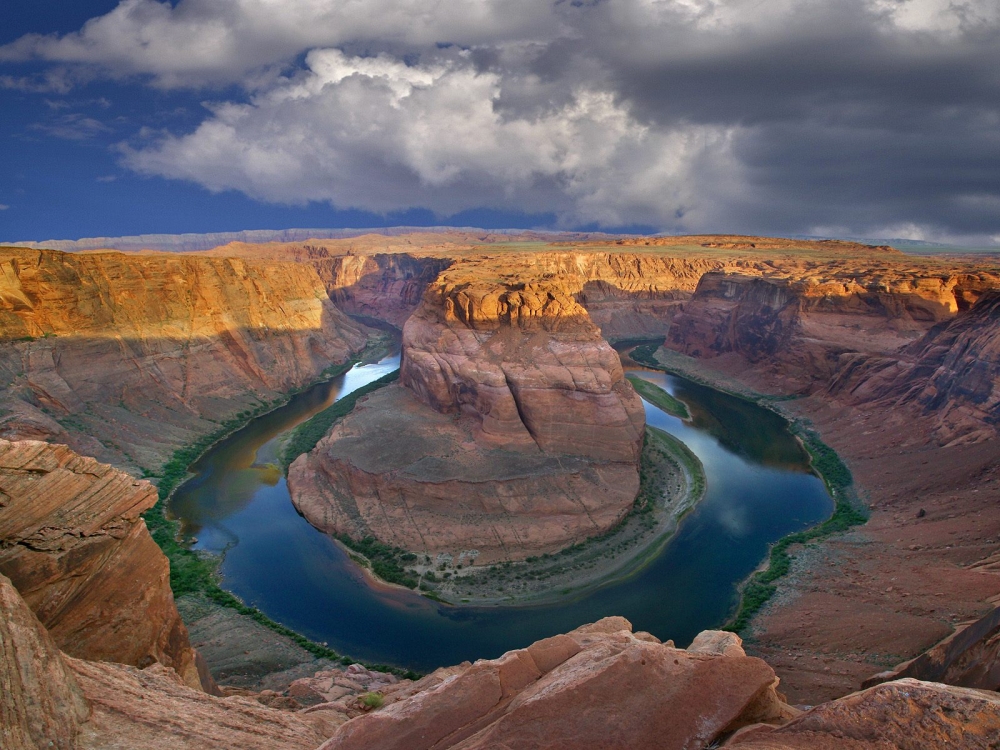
[724,496,867,633]
[626,374,691,419]
[280,369,400,471]
[335,534,419,590]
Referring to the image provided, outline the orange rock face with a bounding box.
[401,276,645,461]
[667,267,1000,386]
[729,678,1000,749]
[0,248,368,473]
[829,289,1000,444]
[0,439,209,692]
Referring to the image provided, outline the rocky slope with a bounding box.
[8,577,1000,750]
[289,271,645,562]
[0,248,368,473]
[827,289,1000,444]
[0,439,211,692]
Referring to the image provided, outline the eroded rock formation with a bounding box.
[0,439,210,692]
[0,248,368,473]
[317,616,1000,750]
[666,268,999,387]
[290,272,645,561]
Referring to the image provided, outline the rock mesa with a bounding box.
[290,275,644,562]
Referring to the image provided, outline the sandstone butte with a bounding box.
[3,231,1000,744]
[288,270,647,562]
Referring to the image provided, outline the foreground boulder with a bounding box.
[319,618,789,750]
[0,439,211,692]
[729,678,1000,749]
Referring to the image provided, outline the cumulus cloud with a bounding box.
[4,0,1000,237]
[123,48,736,226]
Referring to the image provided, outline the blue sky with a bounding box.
[0,1,567,241]
[3,1,1000,245]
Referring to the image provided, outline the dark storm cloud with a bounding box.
[2,0,999,241]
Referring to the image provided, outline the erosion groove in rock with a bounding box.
[0,438,211,693]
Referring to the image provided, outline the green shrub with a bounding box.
[281,370,400,470]
[360,692,385,710]
[336,534,419,589]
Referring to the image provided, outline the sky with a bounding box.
[2,0,1000,245]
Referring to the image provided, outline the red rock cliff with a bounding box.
[0,439,211,693]
[401,276,645,462]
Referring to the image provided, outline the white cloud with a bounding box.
[123,48,734,228]
[0,0,558,88]
[4,0,1000,237]
[0,204,9,211]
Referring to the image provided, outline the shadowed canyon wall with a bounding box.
[0,248,368,473]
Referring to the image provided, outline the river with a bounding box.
[168,351,832,672]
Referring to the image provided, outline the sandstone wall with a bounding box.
[666,268,1000,388]
[317,253,452,328]
[0,439,210,693]
[827,288,1000,443]
[400,276,645,462]
[0,248,368,473]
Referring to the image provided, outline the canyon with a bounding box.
[3,230,1000,747]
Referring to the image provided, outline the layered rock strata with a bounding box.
[0,248,368,473]
[0,571,334,750]
[828,289,1000,443]
[667,268,1000,388]
[318,253,452,328]
[0,439,210,692]
[290,275,645,561]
